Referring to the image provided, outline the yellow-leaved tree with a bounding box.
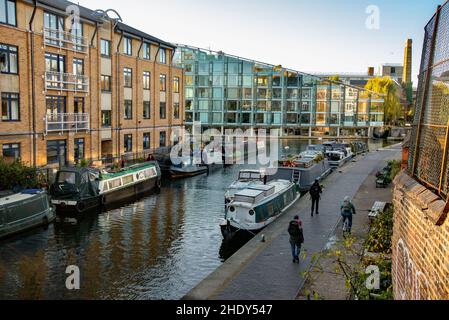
[365,77,402,125]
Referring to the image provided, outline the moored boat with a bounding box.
[49,161,161,214]
[0,189,55,239]
[220,179,299,239]
[278,148,332,192]
[323,141,354,167]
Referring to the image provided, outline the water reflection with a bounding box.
[0,139,393,300]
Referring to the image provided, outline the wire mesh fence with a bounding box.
[409,2,449,201]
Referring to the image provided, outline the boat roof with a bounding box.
[0,192,36,206]
[248,184,275,192]
[102,162,157,179]
[234,189,265,198]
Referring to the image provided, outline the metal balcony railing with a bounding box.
[45,113,90,134]
[43,28,88,53]
[44,71,89,93]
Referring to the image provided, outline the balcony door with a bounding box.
[45,53,66,89]
[44,12,64,46]
[73,58,85,91]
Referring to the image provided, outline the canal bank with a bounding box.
[183,143,402,300]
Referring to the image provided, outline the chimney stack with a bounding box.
[368,67,375,76]
[403,39,413,84]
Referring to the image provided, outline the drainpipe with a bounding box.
[137,38,143,157]
[153,45,160,151]
[116,31,124,159]
[29,0,37,167]
[89,22,99,162]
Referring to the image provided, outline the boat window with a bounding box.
[57,172,76,185]
[109,179,122,189]
[102,182,109,192]
[239,172,251,179]
[122,175,134,185]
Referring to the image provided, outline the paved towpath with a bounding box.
[184,144,402,300]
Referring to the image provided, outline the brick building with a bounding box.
[0,0,184,168]
[393,2,449,299]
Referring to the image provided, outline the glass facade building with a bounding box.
[174,45,384,136]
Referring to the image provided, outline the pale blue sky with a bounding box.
[78,0,443,85]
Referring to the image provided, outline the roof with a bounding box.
[33,0,104,23]
[28,0,175,48]
[115,22,175,49]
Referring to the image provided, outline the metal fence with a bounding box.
[409,2,449,208]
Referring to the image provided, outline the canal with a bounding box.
[0,139,393,299]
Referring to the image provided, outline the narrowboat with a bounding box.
[49,161,161,214]
[278,149,332,192]
[224,169,269,205]
[220,179,299,238]
[323,142,354,167]
[169,155,209,179]
[0,189,55,239]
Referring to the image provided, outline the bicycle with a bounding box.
[342,215,351,236]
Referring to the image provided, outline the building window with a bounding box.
[173,103,180,119]
[143,43,150,60]
[160,74,166,92]
[44,12,64,46]
[173,77,180,93]
[159,131,166,147]
[0,43,17,74]
[143,101,151,119]
[73,58,84,90]
[391,67,396,74]
[1,93,19,121]
[124,68,132,88]
[74,97,84,113]
[159,102,166,119]
[101,39,111,57]
[101,75,111,92]
[143,133,150,150]
[47,140,67,166]
[124,134,133,153]
[123,37,132,56]
[2,143,20,162]
[71,21,83,51]
[124,100,132,119]
[74,138,85,162]
[45,53,65,73]
[143,71,150,90]
[101,110,111,127]
[159,48,166,64]
[0,0,16,26]
[46,96,66,114]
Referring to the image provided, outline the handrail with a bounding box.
[43,27,88,53]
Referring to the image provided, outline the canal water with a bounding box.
[0,139,393,299]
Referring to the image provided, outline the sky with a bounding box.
[77,0,443,86]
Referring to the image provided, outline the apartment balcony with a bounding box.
[43,28,88,53]
[44,113,90,134]
[44,72,89,93]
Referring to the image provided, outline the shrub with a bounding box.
[0,158,38,191]
[366,206,393,254]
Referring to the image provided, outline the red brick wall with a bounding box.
[392,172,449,299]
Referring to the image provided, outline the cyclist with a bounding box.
[341,196,356,233]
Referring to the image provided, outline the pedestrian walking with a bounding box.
[309,179,322,217]
[288,215,304,263]
[341,196,356,233]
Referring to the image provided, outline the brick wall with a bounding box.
[392,172,449,299]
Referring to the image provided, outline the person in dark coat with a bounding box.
[309,179,322,217]
[288,215,304,263]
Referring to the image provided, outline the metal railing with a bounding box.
[44,113,90,134]
[44,71,89,93]
[43,28,88,53]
